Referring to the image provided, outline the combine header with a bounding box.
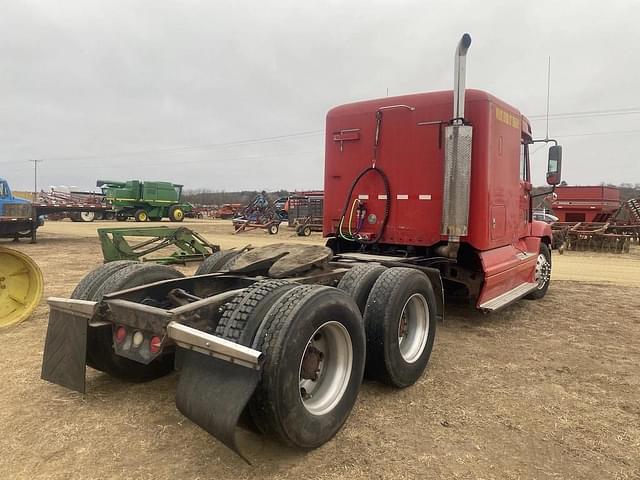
[41,34,565,460]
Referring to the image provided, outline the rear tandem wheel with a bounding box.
[194,249,243,275]
[337,262,387,314]
[72,262,183,381]
[217,282,366,448]
[363,267,437,388]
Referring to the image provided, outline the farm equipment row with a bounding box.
[1,177,196,242]
[552,221,640,253]
[550,197,640,253]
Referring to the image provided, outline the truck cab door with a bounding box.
[519,142,531,238]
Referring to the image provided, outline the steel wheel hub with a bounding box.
[299,321,353,416]
[534,253,551,290]
[397,293,430,363]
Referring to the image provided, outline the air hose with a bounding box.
[337,166,391,244]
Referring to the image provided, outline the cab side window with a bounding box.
[519,143,530,182]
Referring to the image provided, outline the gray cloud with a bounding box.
[1,0,638,191]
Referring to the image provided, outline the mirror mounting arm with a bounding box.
[530,185,556,199]
[528,137,558,146]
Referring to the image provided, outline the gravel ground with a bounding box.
[1,220,638,479]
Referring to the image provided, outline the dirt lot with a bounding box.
[1,219,639,480]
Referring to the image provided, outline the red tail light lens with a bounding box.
[115,326,127,343]
[150,336,162,353]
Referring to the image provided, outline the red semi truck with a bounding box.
[41,34,563,458]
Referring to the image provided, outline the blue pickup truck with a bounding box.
[0,177,39,241]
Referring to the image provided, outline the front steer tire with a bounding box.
[525,242,552,300]
[364,267,437,388]
[249,285,366,448]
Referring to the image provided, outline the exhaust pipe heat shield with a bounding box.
[441,124,473,238]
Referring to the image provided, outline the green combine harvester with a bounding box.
[97,179,192,222]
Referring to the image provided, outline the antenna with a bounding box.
[545,56,551,141]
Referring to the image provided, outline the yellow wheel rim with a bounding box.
[0,247,44,328]
[174,209,184,220]
[140,212,147,221]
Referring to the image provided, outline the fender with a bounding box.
[530,219,552,245]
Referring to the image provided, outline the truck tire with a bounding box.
[71,260,138,301]
[337,263,387,314]
[194,250,242,275]
[168,205,185,222]
[134,209,149,222]
[525,242,551,300]
[249,285,366,448]
[85,263,184,381]
[363,267,437,388]
[80,211,95,222]
[215,279,297,340]
[116,213,128,222]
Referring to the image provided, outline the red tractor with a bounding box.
[41,34,562,459]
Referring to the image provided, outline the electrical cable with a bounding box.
[337,166,391,245]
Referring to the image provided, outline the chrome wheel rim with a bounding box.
[397,293,429,363]
[534,253,551,290]
[299,321,353,416]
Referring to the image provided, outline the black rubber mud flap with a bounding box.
[41,310,88,394]
[175,348,260,462]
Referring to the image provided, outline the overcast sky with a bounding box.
[1,0,639,192]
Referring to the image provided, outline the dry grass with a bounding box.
[0,219,638,479]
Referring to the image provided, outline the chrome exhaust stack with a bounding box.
[453,33,472,123]
[440,33,473,255]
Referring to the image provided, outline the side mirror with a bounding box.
[546,145,562,186]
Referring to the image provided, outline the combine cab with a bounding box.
[41,34,564,460]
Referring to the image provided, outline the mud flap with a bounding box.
[41,309,88,393]
[175,348,260,462]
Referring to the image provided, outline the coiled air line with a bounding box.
[337,104,414,244]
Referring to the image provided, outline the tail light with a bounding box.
[150,336,162,353]
[115,326,127,343]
